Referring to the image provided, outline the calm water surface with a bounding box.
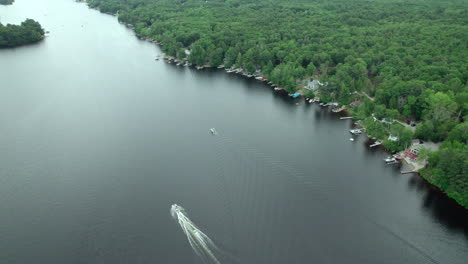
[0,1,467,263]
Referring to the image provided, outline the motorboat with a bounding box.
[384,157,398,164]
[349,129,363,135]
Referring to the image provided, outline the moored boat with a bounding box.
[384,157,398,164]
[349,129,363,135]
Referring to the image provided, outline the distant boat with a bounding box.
[349,129,362,135]
[210,128,217,135]
[350,138,355,141]
[384,157,398,164]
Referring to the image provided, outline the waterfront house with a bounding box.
[304,79,324,91]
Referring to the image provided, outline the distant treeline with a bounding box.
[0,19,45,48]
[0,0,14,5]
[86,0,467,208]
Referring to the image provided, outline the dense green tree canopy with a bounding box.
[425,137,467,208]
[0,19,45,48]
[0,0,14,5]
[86,0,466,108]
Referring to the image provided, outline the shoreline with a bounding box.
[81,2,466,210]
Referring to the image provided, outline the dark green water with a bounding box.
[0,1,467,263]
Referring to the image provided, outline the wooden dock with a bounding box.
[401,170,416,174]
[370,141,382,148]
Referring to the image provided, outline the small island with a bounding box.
[0,0,14,5]
[0,19,45,48]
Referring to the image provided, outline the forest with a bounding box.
[0,0,14,5]
[85,0,467,208]
[0,19,44,48]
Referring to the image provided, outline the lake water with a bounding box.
[0,1,467,263]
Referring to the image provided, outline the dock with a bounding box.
[332,106,345,113]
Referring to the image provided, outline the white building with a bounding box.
[304,79,325,91]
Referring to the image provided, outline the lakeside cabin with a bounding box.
[304,79,326,92]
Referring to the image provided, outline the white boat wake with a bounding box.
[171,204,221,264]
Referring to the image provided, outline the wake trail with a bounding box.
[171,204,221,264]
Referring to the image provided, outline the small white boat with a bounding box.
[349,129,362,135]
[384,157,398,164]
[210,128,217,135]
[350,138,355,141]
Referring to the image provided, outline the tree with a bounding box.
[0,0,14,5]
[306,62,316,76]
[0,19,45,48]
